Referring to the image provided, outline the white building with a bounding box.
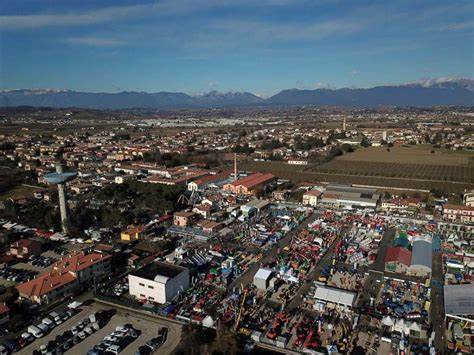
[253,268,273,290]
[128,261,189,304]
[313,285,356,308]
[302,190,322,207]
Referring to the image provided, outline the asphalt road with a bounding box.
[356,228,395,308]
[286,231,344,311]
[430,249,445,353]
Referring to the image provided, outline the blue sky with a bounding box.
[1,0,473,96]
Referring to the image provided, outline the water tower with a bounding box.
[44,163,77,233]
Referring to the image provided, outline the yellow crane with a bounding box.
[234,287,248,331]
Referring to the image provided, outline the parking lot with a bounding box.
[17,302,182,355]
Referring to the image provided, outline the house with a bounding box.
[197,220,222,234]
[463,190,474,207]
[302,190,322,207]
[128,261,189,304]
[381,197,423,213]
[223,173,276,195]
[16,252,111,304]
[120,225,145,242]
[385,247,412,274]
[9,239,42,259]
[192,204,212,219]
[173,211,196,227]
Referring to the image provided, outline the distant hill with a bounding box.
[1,79,473,109]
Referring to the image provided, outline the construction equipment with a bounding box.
[234,288,248,331]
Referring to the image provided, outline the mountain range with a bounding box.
[1,79,473,109]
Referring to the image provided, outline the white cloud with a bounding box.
[0,0,322,31]
[65,37,127,47]
[209,18,365,43]
[435,21,474,32]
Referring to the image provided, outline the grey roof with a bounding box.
[411,240,432,270]
[44,171,77,184]
[444,284,474,316]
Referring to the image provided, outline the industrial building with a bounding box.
[223,173,276,195]
[321,184,380,210]
[313,285,356,309]
[385,247,412,274]
[128,261,189,304]
[409,236,433,277]
[444,283,474,319]
[253,268,274,290]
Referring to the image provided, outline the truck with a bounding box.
[27,325,44,338]
[42,317,55,330]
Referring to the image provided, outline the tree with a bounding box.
[360,136,371,148]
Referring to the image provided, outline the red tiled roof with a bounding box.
[193,170,231,186]
[11,239,41,249]
[16,252,110,298]
[444,204,474,212]
[304,190,322,197]
[230,173,275,189]
[385,247,412,266]
[0,303,9,315]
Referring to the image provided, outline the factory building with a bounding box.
[253,268,274,290]
[128,261,189,304]
[321,184,380,210]
[223,173,276,196]
[409,236,432,277]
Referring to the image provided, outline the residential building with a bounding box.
[302,190,322,207]
[121,225,145,242]
[9,239,42,259]
[16,252,111,304]
[173,211,196,227]
[464,190,474,207]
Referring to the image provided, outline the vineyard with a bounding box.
[315,160,474,184]
[240,158,474,194]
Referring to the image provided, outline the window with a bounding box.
[148,285,154,289]
[148,296,154,300]
[139,283,145,287]
[140,294,145,298]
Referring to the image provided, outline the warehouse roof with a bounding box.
[131,261,188,284]
[411,239,432,270]
[314,285,356,307]
[444,284,474,316]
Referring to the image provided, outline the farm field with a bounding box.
[335,145,473,166]
[315,160,474,184]
[240,150,474,193]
